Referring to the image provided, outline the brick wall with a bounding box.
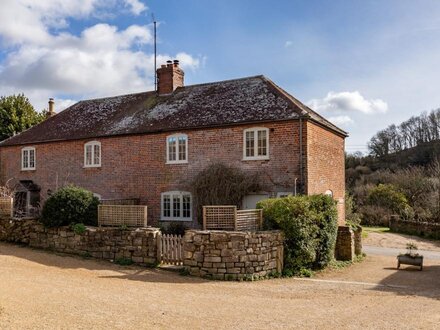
[183,229,284,280]
[305,121,346,224]
[0,121,303,226]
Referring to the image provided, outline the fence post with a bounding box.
[10,197,14,218]
[234,206,238,231]
[156,232,162,264]
[259,209,263,230]
[203,206,206,230]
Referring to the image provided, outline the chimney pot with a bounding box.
[47,98,56,118]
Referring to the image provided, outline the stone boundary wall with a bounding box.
[389,217,440,240]
[183,230,284,280]
[0,217,160,266]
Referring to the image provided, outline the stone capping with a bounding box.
[0,217,160,266]
[183,229,284,281]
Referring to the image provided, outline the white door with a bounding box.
[242,194,269,210]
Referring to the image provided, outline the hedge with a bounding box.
[257,194,338,274]
[40,185,99,227]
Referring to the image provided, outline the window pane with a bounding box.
[163,195,171,217]
[173,195,181,217]
[93,144,100,165]
[182,194,191,218]
[246,131,254,157]
[178,136,186,161]
[257,130,267,156]
[86,145,92,165]
[168,137,176,161]
[29,149,35,168]
[23,150,28,168]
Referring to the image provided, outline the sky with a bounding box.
[1,0,440,153]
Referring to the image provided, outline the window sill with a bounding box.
[166,161,188,165]
[242,156,270,161]
[160,218,193,222]
[21,168,36,171]
[83,165,101,168]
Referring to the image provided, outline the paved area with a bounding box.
[1,242,440,329]
[364,245,440,260]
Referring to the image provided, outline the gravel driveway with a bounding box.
[1,243,440,329]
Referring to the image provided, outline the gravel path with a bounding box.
[1,243,440,329]
[363,231,440,252]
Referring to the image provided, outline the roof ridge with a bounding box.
[180,75,265,89]
[78,90,154,103]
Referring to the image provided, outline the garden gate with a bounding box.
[157,233,184,265]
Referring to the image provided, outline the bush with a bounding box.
[191,163,262,223]
[367,184,410,213]
[160,222,187,236]
[40,185,99,227]
[71,223,86,235]
[257,194,338,274]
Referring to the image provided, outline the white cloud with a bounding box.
[328,115,354,126]
[284,40,293,48]
[308,91,388,114]
[0,0,202,110]
[124,0,147,15]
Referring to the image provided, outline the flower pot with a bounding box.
[397,254,423,271]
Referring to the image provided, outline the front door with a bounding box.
[242,194,269,210]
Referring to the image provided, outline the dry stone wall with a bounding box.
[390,217,440,240]
[183,230,284,280]
[0,217,159,266]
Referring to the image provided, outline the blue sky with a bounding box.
[1,0,440,152]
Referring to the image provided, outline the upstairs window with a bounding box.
[84,141,101,167]
[161,191,192,221]
[243,127,269,160]
[166,134,188,164]
[21,147,36,170]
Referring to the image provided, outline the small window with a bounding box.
[166,134,188,164]
[277,192,293,198]
[21,147,36,170]
[84,141,101,167]
[243,128,269,160]
[325,190,333,198]
[161,191,192,221]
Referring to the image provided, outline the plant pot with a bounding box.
[397,254,423,271]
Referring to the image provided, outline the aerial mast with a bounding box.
[152,14,157,93]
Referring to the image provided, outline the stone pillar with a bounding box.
[354,227,362,256]
[335,226,354,261]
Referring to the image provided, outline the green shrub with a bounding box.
[72,223,86,235]
[367,184,410,213]
[40,185,99,227]
[160,222,187,236]
[114,257,134,266]
[257,194,338,274]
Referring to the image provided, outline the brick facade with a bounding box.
[304,121,346,223]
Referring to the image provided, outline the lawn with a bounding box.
[362,226,390,239]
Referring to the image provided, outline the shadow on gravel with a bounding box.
[374,264,440,300]
[0,242,205,284]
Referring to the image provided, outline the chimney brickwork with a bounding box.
[157,60,184,95]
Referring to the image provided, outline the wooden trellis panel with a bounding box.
[203,206,237,230]
[98,205,147,227]
[0,196,13,218]
[203,206,263,231]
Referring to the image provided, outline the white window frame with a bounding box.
[161,191,192,221]
[21,147,36,171]
[243,127,270,160]
[166,134,188,164]
[84,141,101,168]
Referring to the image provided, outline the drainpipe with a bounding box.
[299,117,304,194]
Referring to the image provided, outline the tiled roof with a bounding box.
[0,75,347,146]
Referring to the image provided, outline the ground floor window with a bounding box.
[161,191,192,221]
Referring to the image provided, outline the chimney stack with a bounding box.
[156,59,184,95]
[47,98,56,118]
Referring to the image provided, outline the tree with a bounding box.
[0,94,46,141]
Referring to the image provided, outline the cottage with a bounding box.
[0,60,347,226]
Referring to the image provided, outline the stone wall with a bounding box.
[389,217,440,240]
[0,217,160,266]
[183,230,284,280]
